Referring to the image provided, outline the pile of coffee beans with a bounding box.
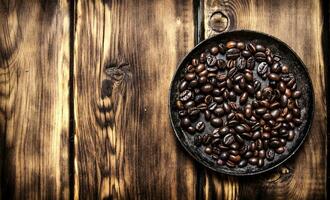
[175,40,303,168]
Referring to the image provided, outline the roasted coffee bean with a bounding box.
[247,43,256,54]
[244,72,254,82]
[275,147,285,154]
[239,78,247,89]
[256,44,266,52]
[226,48,240,59]
[187,126,196,134]
[185,72,195,81]
[178,110,188,117]
[237,57,246,70]
[187,65,195,73]
[180,117,191,127]
[226,41,237,48]
[211,46,219,55]
[228,67,238,78]
[196,63,206,73]
[271,62,281,73]
[220,152,229,160]
[223,102,231,113]
[217,59,227,69]
[252,131,261,140]
[192,58,199,66]
[217,159,225,165]
[246,57,255,69]
[214,107,225,117]
[204,95,213,104]
[207,55,217,66]
[200,53,207,63]
[214,96,224,104]
[248,157,258,165]
[223,134,235,146]
[238,160,248,168]
[257,62,268,75]
[208,102,217,111]
[229,154,241,163]
[205,147,212,154]
[242,50,251,58]
[257,158,264,167]
[179,90,193,101]
[211,117,223,127]
[268,73,280,81]
[255,108,267,115]
[255,52,267,62]
[195,121,205,132]
[201,84,213,93]
[292,91,301,98]
[176,100,184,110]
[281,65,289,73]
[204,110,211,121]
[190,79,198,88]
[280,95,288,107]
[184,101,195,109]
[266,149,275,161]
[188,107,200,116]
[179,81,189,92]
[266,55,273,65]
[244,104,252,118]
[239,92,248,105]
[254,80,261,91]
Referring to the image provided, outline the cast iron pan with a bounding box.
[169,30,314,176]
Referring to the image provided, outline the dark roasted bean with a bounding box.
[223,134,235,146]
[266,149,275,161]
[180,117,191,127]
[229,154,241,163]
[204,110,211,121]
[226,41,237,48]
[237,57,246,70]
[240,92,248,105]
[256,44,266,52]
[255,52,267,62]
[195,121,205,132]
[187,126,196,134]
[248,157,258,165]
[211,46,219,55]
[247,43,256,54]
[268,73,280,81]
[211,118,223,127]
[208,102,217,111]
[242,50,251,58]
[237,42,245,50]
[257,158,264,167]
[201,84,213,93]
[275,147,285,154]
[281,65,289,73]
[238,160,248,168]
[207,55,217,66]
[246,57,255,69]
[176,100,184,110]
[257,62,268,75]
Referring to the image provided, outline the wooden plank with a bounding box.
[201,0,327,199]
[73,0,196,199]
[0,1,70,199]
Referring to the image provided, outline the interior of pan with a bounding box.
[169,30,314,175]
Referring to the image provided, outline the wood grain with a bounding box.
[0,0,70,199]
[202,0,327,199]
[73,0,196,199]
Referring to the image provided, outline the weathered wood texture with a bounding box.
[73,0,196,199]
[202,0,327,199]
[0,0,70,199]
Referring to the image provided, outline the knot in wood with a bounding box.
[209,11,228,32]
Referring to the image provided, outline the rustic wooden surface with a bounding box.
[0,0,70,199]
[73,0,197,199]
[0,0,327,199]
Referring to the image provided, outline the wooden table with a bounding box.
[0,0,327,199]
